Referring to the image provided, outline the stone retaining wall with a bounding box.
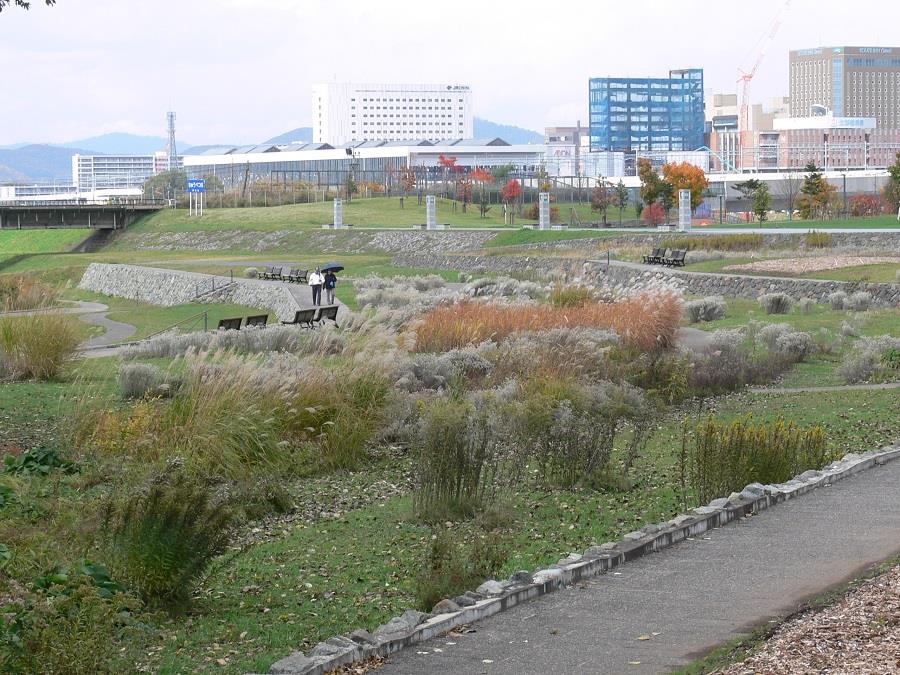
[392,253,900,306]
[513,230,900,253]
[79,263,301,320]
[587,263,900,307]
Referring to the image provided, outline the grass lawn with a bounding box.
[119,197,641,235]
[0,356,119,451]
[0,229,92,255]
[127,386,900,674]
[695,298,900,337]
[802,262,900,283]
[484,229,623,248]
[63,289,276,340]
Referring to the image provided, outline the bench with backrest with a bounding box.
[281,308,317,328]
[313,305,339,328]
[643,248,664,264]
[284,267,299,283]
[244,314,268,328]
[286,268,309,284]
[217,317,243,331]
[261,266,275,279]
[664,250,686,267]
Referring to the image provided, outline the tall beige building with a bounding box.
[789,46,900,127]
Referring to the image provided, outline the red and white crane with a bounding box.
[737,0,791,166]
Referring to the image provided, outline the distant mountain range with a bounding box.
[263,127,313,145]
[0,145,96,182]
[0,118,543,182]
[474,118,542,144]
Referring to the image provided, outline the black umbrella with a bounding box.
[321,262,344,273]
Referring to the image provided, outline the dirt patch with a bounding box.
[723,256,900,275]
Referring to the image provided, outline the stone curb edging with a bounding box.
[247,444,900,675]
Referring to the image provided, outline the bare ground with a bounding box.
[723,256,900,275]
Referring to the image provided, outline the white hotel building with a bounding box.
[312,83,474,145]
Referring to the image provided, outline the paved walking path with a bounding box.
[751,381,900,395]
[377,455,900,675]
[0,300,137,349]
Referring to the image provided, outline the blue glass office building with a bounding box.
[589,68,705,152]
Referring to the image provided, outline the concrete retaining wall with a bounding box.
[79,263,301,320]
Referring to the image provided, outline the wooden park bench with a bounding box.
[663,250,687,267]
[217,317,243,331]
[244,314,268,328]
[281,308,317,328]
[643,248,664,264]
[286,268,308,284]
[261,266,276,280]
[313,305,339,328]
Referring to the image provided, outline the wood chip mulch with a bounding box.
[717,564,900,674]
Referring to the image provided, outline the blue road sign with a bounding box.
[187,178,206,193]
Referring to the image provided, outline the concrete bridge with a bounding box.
[0,200,164,230]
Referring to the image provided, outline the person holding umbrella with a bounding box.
[324,269,338,305]
[321,262,344,306]
[308,266,324,306]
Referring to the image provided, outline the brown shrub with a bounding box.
[0,274,57,311]
[0,313,81,380]
[413,293,683,353]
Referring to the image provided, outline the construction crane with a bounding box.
[737,0,791,168]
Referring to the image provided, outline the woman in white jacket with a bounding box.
[308,267,324,306]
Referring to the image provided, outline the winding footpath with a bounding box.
[0,300,137,353]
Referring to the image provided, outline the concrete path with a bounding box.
[74,303,137,348]
[0,300,137,349]
[751,381,900,395]
[377,457,900,675]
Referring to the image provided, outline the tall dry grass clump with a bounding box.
[680,415,832,504]
[0,313,81,380]
[77,350,390,475]
[413,293,682,353]
[0,274,58,311]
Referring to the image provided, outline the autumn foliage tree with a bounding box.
[849,194,883,217]
[796,163,839,219]
[883,151,900,213]
[637,158,663,208]
[500,179,522,225]
[642,202,666,226]
[472,168,494,218]
[590,179,613,224]
[661,162,709,211]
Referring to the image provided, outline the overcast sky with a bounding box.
[2,0,899,145]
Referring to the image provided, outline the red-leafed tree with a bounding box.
[500,179,522,225]
[642,202,666,226]
[438,154,459,198]
[472,168,494,219]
